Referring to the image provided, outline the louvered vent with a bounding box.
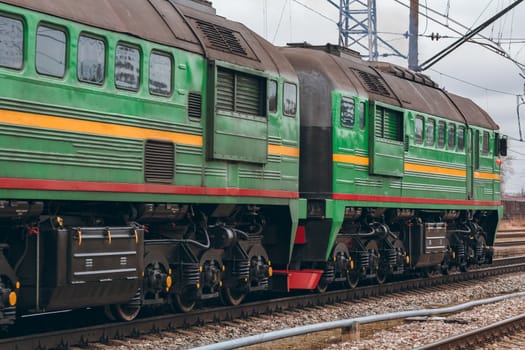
[235,72,264,115]
[353,69,392,97]
[217,67,265,117]
[188,93,202,119]
[217,69,235,111]
[376,106,403,142]
[144,140,174,183]
[194,19,248,56]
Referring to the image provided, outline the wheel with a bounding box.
[375,267,387,284]
[345,271,360,289]
[220,286,246,306]
[459,263,469,272]
[110,290,142,321]
[440,263,449,275]
[365,240,387,284]
[422,267,436,278]
[103,305,116,321]
[171,291,196,313]
[246,244,271,290]
[315,277,329,293]
[476,235,488,264]
[331,243,358,289]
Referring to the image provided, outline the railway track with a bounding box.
[494,229,525,247]
[3,256,525,350]
[415,314,525,350]
[493,229,525,258]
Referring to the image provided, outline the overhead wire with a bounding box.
[429,69,517,95]
[272,0,288,43]
[291,0,337,25]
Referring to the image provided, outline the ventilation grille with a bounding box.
[188,93,202,119]
[194,19,248,56]
[144,140,174,183]
[217,67,265,117]
[376,106,403,142]
[217,68,235,111]
[353,69,392,97]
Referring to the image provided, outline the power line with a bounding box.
[393,0,525,70]
[429,68,518,96]
[291,0,336,24]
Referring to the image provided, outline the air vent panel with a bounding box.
[188,93,202,119]
[352,69,392,97]
[144,140,174,183]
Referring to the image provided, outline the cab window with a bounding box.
[283,82,297,116]
[340,97,355,128]
[447,124,456,150]
[426,118,435,146]
[457,126,465,151]
[78,35,105,84]
[36,25,66,77]
[268,80,278,113]
[115,43,140,91]
[437,121,446,148]
[0,15,23,69]
[415,115,424,144]
[149,51,172,96]
[359,102,366,129]
[482,131,490,154]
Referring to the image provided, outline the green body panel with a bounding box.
[322,91,502,261]
[207,62,269,164]
[331,91,501,207]
[208,111,268,163]
[0,4,299,204]
[369,101,405,178]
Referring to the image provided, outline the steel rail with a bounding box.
[414,313,525,350]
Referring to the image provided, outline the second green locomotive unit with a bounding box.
[0,0,505,325]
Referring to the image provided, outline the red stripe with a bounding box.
[0,178,299,199]
[333,193,501,207]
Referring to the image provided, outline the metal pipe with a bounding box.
[192,291,525,350]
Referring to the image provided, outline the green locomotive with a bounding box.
[0,0,301,323]
[0,0,505,326]
[282,44,505,289]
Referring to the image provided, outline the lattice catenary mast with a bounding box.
[327,0,405,61]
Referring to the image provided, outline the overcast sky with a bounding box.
[211,0,525,194]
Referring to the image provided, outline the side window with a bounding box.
[78,35,105,84]
[457,126,465,151]
[415,115,424,144]
[426,118,435,146]
[115,44,140,91]
[437,121,446,148]
[268,79,278,113]
[359,102,366,129]
[447,123,456,150]
[0,15,23,69]
[283,82,297,116]
[482,131,490,154]
[36,25,66,77]
[149,51,172,96]
[340,97,355,128]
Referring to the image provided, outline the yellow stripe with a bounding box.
[333,154,369,166]
[405,163,466,177]
[475,172,501,180]
[268,144,300,157]
[0,109,300,157]
[334,154,501,180]
[0,109,203,146]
